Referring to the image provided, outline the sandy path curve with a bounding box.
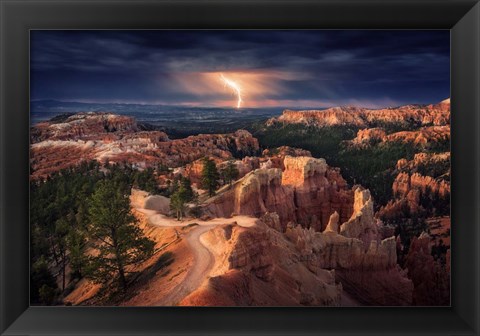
[135,207,257,306]
[154,224,215,306]
[143,211,257,228]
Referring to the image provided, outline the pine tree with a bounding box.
[170,188,186,221]
[31,256,58,305]
[66,228,87,280]
[170,177,195,220]
[54,217,70,292]
[180,176,196,202]
[222,160,239,187]
[85,180,155,291]
[201,157,219,197]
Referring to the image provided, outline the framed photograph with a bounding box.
[1,0,479,335]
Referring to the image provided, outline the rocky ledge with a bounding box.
[266,99,450,128]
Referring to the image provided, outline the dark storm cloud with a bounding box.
[31,30,450,107]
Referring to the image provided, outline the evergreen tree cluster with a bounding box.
[30,161,157,304]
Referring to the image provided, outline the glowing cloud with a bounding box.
[220,74,243,108]
[167,70,312,108]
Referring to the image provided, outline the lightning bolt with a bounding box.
[220,74,243,109]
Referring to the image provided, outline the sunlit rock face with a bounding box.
[205,168,297,230]
[267,106,367,128]
[205,156,353,232]
[200,176,413,306]
[391,172,450,200]
[339,187,377,246]
[392,126,450,145]
[30,112,260,180]
[349,128,387,146]
[282,156,353,231]
[348,126,450,148]
[267,99,450,128]
[262,146,312,170]
[360,101,450,126]
[30,112,140,143]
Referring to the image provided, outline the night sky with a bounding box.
[31,30,450,109]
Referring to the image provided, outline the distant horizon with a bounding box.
[30,97,450,111]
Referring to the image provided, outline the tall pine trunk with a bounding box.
[49,236,60,266]
[111,227,127,292]
[117,265,127,292]
[61,248,66,292]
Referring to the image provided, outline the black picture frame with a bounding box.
[1,0,479,335]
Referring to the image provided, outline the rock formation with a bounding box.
[180,222,342,306]
[262,146,312,170]
[196,181,413,305]
[206,168,297,231]
[339,188,378,246]
[379,172,450,220]
[378,151,450,220]
[30,112,260,179]
[205,156,353,231]
[283,186,413,305]
[30,112,144,143]
[404,235,450,305]
[349,126,450,147]
[130,189,170,215]
[201,155,413,304]
[30,112,140,143]
[323,211,339,233]
[267,106,367,128]
[183,159,205,185]
[267,99,450,129]
[387,126,450,146]
[350,128,387,145]
[396,152,450,171]
[393,172,450,199]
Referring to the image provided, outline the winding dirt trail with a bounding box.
[143,211,257,228]
[137,206,362,307]
[133,205,258,306]
[141,212,257,306]
[154,224,215,306]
